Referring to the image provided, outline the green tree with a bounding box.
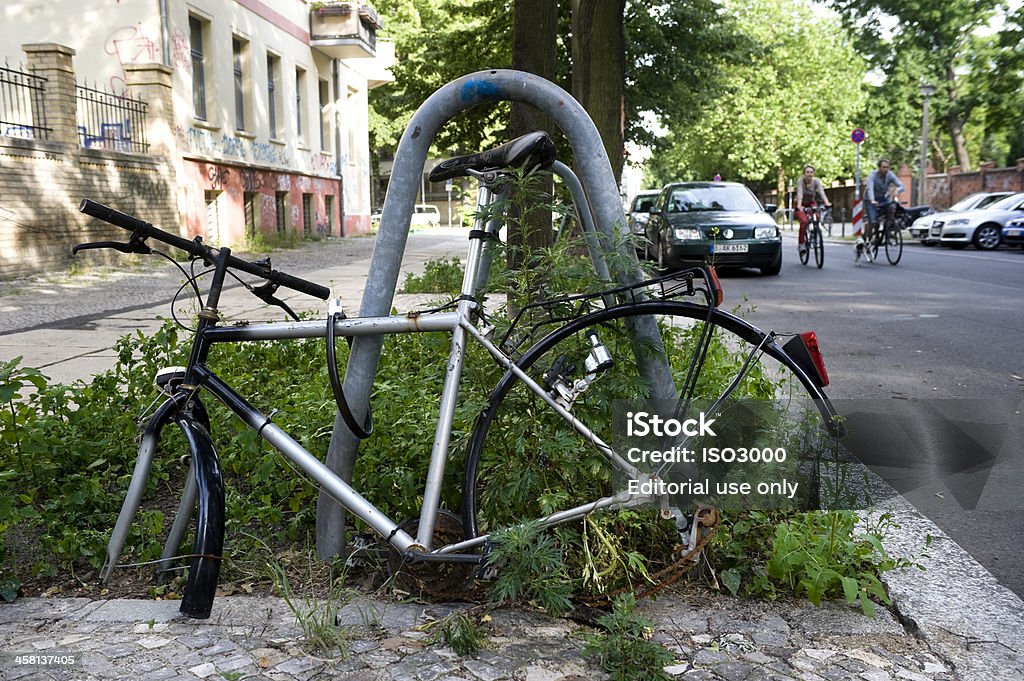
[828,0,1008,171]
[644,0,866,198]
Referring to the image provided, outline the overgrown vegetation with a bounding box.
[401,256,465,294]
[0,225,913,622]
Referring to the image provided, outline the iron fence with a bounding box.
[0,63,50,140]
[76,83,149,153]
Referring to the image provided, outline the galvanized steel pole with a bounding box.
[316,69,667,558]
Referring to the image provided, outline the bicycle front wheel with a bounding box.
[812,225,824,269]
[885,225,903,265]
[462,300,843,593]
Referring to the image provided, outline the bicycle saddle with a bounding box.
[427,131,556,182]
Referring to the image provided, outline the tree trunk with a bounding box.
[507,0,559,268]
[946,66,972,170]
[572,0,626,185]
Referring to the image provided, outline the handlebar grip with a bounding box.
[271,270,331,300]
[79,199,151,234]
[80,198,330,300]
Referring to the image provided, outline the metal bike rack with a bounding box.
[317,69,671,557]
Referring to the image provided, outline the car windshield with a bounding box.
[950,193,1007,211]
[667,185,761,213]
[631,195,657,212]
[985,193,1024,211]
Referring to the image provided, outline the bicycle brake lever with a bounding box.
[251,281,300,321]
[72,240,153,256]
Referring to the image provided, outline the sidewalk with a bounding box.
[2,229,1023,680]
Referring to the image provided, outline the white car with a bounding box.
[909,191,1013,245]
[410,204,441,227]
[935,192,1024,250]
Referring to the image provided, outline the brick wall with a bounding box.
[0,44,177,280]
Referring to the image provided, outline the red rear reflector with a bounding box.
[707,265,723,307]
[800,331,829,387]
[782,331,829,388]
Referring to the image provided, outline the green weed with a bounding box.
[583,593,675,681]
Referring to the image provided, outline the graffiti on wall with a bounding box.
[104,25,158,95]
[171,28,192,75]
[175,127,341,177]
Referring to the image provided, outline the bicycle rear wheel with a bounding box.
[462,300,843,595]
[799,230,810,265]
[885,225,903,265]
[812,225,824,268]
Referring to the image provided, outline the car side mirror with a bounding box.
[764,203,778,214]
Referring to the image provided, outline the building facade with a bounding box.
[0,0,392,253]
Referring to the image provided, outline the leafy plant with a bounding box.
[584,593,675,681]
[711,510,920,616]
[401,256,465,294]
[487,521,573,616]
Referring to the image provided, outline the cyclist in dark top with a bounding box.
[860,158,904,262]
[794,165,831,258]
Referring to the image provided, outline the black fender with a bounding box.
[173,413,224,619]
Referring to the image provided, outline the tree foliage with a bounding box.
[644,0,866,194]
[827,0,1014,171]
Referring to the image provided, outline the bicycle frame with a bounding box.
[100,171,671,618]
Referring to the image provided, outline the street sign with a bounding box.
[851,128,866,145]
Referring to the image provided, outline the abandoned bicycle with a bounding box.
[82,77,843,620]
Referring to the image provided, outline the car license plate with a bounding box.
[715,243,748,253]
[1007,228,1023,237]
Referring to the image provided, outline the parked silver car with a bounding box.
[909,191,1014,245]
[934,192,1024,250]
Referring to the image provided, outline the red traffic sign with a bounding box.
[851,128,866,144]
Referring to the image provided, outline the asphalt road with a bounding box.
[716,235,1024,598]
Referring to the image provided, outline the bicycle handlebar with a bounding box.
[79,199,331,301]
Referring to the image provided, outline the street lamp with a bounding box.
[919,83,937,206]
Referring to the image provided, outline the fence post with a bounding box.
[124,63,174,157]
[22,43,78,146]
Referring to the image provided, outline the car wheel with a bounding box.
[921,240,936,247]
[973,224,1002,250]
[761,248,782,276]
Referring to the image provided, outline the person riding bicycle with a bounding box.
[794,165,831,258]
[860,158,904,260]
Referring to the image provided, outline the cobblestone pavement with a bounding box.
[1,589,959,681]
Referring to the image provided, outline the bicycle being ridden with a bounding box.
[794,165,831,268]
[858,158,904,265]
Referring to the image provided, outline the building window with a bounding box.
[324,194,334,236]
[204,190,221,243]
[189,16,207,120]
[232,37,248,132]
[319,79,330,152]
[243,192,257,238]
[267,54,280,138]
[275,191,288,232]
[302,193,313,235]
[296,68,306,145]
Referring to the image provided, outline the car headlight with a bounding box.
[947,218,970,226]
[754,226,777,239]
[673,228,702,240]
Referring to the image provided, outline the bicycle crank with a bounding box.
[386,510,479,600]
